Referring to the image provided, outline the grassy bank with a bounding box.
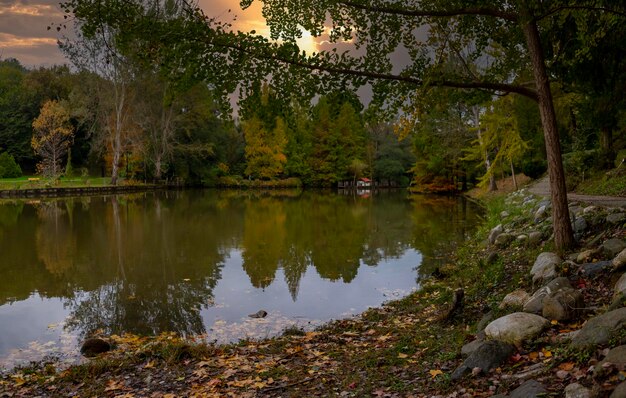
[0,190,622,397]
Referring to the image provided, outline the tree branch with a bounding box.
[338,1,519,22]
[537,5,626,21]
[211,39,538,100]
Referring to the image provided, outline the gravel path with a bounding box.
[528,176,626,208]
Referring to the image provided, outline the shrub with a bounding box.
[519,158,547,179]
[0,152,22,178]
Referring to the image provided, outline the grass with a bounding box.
[575,169,626,196]
[0,176,143,190]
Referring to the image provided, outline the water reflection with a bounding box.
[0,190,481,364]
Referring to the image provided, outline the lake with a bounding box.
[0,190,482,368]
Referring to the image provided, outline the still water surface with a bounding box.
[0,190,481,368]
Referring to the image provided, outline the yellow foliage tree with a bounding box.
[31,100,74,179]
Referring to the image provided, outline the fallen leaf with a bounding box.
[429,369,443,378]
[559,362,575,371]
[398,353,408,359]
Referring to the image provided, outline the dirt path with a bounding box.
[528,176,626,207]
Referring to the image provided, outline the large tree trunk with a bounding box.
[473,107,497,192]
[600,127,614,169]
[522,17,574,252]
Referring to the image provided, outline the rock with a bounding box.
[489,224,504,245]
[579,261,613,277]
[583,206,597,215]
[501,211,510,219]
[516,234,528,244]
[611,381,626,398]
[607,213,626,224]
[594,345,626,377]
[249,310,268,318]
[530,252,561,283]
[509,380,547,398]
[565,383,591,398]
[573,217,588,234]
[571,307,626,348]
[534,206,548,222]
[542,289,584,321]
[614,248,626,270]
[461,339,485,357]
[485,312,549,346]
[476,311,496,332]
[80,338,111,357]
[451,340,515,380]
[495,233,514,248]
[528,231,543,245]
[576,249,596,264]
[499,290,531,310]
[614,273,626,301]
[524,277,573,314]
[603,239,626,258]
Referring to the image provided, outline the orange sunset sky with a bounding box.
[0,0,322,66]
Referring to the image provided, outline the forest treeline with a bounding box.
[0,12,624,190]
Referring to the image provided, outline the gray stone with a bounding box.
[487,251,499,265]
[451,340,515,380]
[524,277,573,314]
[496,233,515,248]
[248,310,268,318]
[594,345,626,377]
[573,217,588,233]
[501,211,510,219]
[576,249,596,264]
[565,383,591,398]
[614,248,626,270]
[610,381,626,398]
[583,206,597,215]
[485,312,549,346]
[517,234,529,244]
[509,380,547,398]
[531,252,561,283]
[499,290,531,310]
[461,339,485,357]
[542,289,584,321]
[476,311,496,332]
[615,273,626,301]
[528,231,543,245]
[607,213,626,224]
[603,239,626,258]
[535,206,548,222]
[489,224,504,245]
[571,307,626,348]
[579,261,613,277]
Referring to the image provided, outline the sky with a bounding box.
[0,0,323,67]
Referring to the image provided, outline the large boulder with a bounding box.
[524,277,573,314]
[485,312,549,346]
[531,252,561,283]
[565,383,591,398]
[542,289,584,321]
[611,381,626,398]
[499,290,531,310]
[571,307,626,348]
[614,248,626,271]
[489,224,504,245]
[509,380,547,398]
[607,213,626,225]
[603,238,626,258]
[495,233,515,248]
[451,340,515,380]
[614,273,626,301]
[579,261,613,277]
[594,345,626,377]
[528,231,543,246]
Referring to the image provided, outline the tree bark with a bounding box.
[522,15,574,251]
[510,160,518,191]
[600,127,614,169]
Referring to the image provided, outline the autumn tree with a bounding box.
[31,100,75,179]
[243,115,287,179]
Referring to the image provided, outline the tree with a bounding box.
[62,0,626,250]
[0,152,22,178]
[243,115,287,179]
[31,100,75,178]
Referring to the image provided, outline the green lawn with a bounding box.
[0,176,116,190]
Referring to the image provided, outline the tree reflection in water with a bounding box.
[0,190,482,341]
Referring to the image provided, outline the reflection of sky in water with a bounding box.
[0,191,480,369]
[0,249,421,369]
